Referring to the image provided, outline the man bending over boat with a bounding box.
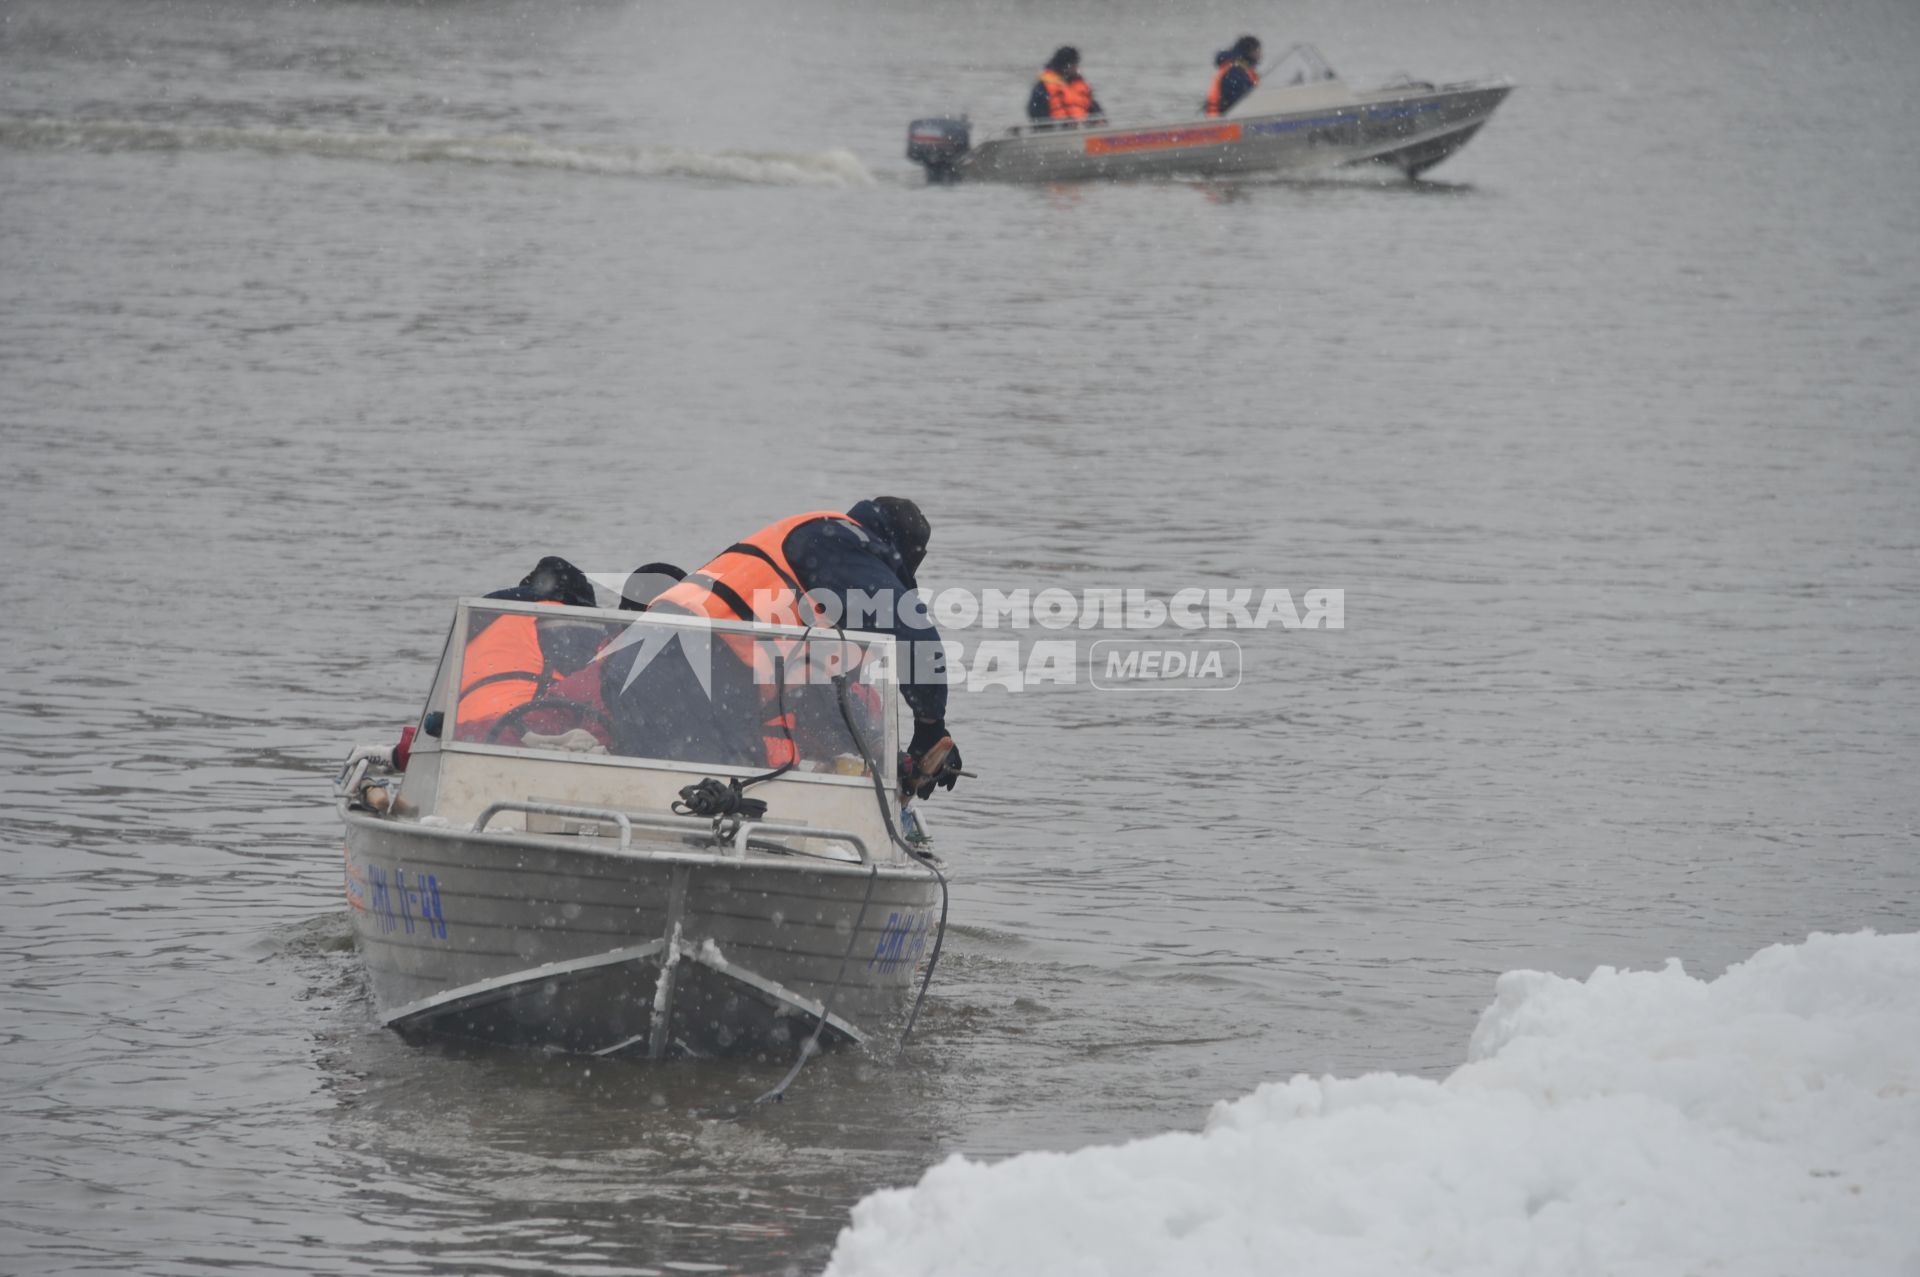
[1205,35,1262,116]
[1028,46,1104,129]
[640,498,964,800]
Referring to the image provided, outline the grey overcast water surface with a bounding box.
[2,0,1917,1273]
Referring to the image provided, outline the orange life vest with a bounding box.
[457,605,561,725]
[651,510,854,627]
[650,510,860,767]
[1040,69,1095,120]
[1205,60,1259,117]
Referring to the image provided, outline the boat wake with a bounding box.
[0,115,875,188]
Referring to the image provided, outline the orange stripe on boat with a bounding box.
[1085,123,1241,155]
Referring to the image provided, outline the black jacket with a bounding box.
[1211,62,1257,116]
[783,500,947,728]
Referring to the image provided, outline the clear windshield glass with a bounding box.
[443,605,891,776]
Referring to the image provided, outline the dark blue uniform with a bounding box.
[783,498,947,731]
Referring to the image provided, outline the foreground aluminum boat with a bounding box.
[908,44,1510,184]
[335,600,944,1060]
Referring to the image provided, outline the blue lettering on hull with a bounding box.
[868,911,932,974]
[349,858,449,941]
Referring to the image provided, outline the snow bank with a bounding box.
[825,931,1920,1277]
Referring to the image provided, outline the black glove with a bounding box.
[903,720,962,800]
[908,718,947,759]
[932,739,962,791]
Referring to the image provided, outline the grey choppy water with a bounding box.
[3,0,1917,1272]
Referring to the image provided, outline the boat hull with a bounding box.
[955,83,1511,183]
[342,808,942,1059]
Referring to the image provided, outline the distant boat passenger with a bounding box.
[1028,46,1104,129]
[1205,35,1263,117]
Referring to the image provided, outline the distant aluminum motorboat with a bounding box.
[907,44,1511,184]
[335,599,946,1061]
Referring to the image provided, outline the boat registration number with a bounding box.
[869,910,932,974]
[345,850,449,940]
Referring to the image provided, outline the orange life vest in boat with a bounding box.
[650,510,860,766]
[457,604,562,725]
[651,510,855,627]
[1040,69,1096,121]
[1206,61,1259,117]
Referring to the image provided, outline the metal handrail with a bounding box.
[469,802,877,865]
[334,743,396,795]
[730,821,871,865]
[472,800,634,850]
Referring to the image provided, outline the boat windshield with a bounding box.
[444,604,892,777]
[1265,42,1337,86]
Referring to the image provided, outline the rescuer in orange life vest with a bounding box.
[1205,35,1263,117]
[1027,46,1104,128]
[453,556,602,739]
[633,498,963,800]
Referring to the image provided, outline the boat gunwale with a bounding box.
[339,799,940,882]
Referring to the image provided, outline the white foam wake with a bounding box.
[0,115,874,188]
[827,930,1920,1277]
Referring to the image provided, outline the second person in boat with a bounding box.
[1205,35,1262,117]
[1028,46,1104,129]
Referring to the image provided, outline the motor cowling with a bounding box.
[906,116,971,183]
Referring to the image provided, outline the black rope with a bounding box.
[895,855,947,1053]
[748,862,879,1108]
[695,630,949,1122]
[699,858,879,1122]
[830,670,949,1056]
[671,777,768,820]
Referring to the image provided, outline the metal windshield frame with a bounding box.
[437,598,902,783]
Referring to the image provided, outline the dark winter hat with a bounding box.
[1230,35,1262,61]
[519,556,597,608]
[847,496,932,582]
[1046,46,1080,73]
[870,496,930,565]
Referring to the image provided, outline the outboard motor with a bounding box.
[906,116,971,184]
